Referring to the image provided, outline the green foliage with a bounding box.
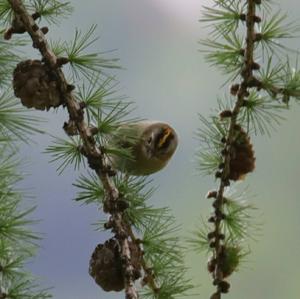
[280,58,300,101]
[0,0,72,26]
[33,0,73,24]
[2,277,51,299]
[45,73,137,173]
[0,89,44,143]
[195,114,228,176]
[141,269,193,299]
[217,92,287,136]
[114,176,163,231]
[200,32,244,81]
[0,37,24,87]
[75,72,138,164]
[2,1,194,297]
[222,190,259,242]
[73,171,104,205]
[95,102,137,137]
[197,0,300,174]
[0,19,51,295]
[201,0,244,37]
[140,211,193,299]
[92,101,139,163]
[45,135,84,174]
[64,25,121,80]
[0,0,18,25]
[259,57,300,103]
[76,74,127,124]
[0,33,27,114]
[239,91,286,135]
[73,171,194,298]
[0,146,51,298]
[194,1,299,287]
[48,38,65,56]
[187,218,212,254]
[258,57,284,93]
[257,12,300,55]
[189,189,256,273]
[142,213,181,262]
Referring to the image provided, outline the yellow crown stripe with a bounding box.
[158,128,172,148]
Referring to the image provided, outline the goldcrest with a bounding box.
[109,121,178,175]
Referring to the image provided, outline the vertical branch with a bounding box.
[7,0,139,298]
[209,0,258,298]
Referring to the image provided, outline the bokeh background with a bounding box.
[18,0,300,298]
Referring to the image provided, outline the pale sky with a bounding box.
[18,1,300,299]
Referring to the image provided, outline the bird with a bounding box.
[109,120,178,176]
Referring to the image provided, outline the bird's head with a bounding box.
[141,123,178,161]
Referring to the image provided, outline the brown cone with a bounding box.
[89,238,142,292]
[229,126,255,180]
[13,60,62,110]
[219,246,241,278]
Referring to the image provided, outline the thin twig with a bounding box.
[210,0,257,297]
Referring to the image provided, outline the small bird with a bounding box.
[109,121,178,176]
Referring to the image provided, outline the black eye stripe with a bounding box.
[160,133,173,149]
[154,130,167,147]
[156,131,174,149]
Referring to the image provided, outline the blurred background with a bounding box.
[18,0,300,298]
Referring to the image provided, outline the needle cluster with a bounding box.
[2,1,193,299]
[0,32,50,299]
[194,0,300,298]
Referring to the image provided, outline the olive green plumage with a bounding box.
[110,121,178,176]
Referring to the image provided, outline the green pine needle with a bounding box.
[4,277,52,299]
[73,171,104,205]
[0,205,40,244]
[257,0,273,12]
[45,135,85,174]
[258,12,300,55]
[76,73,126,124]
[142,213,182,264]
[0,148,21,182]
[195,114,228,176]
[141,211,194,299]
[260,57,300,102]
[65,24,121,80]
[0,0,15,25]
[49,38,66,57]
[94,100,137,141]
[0,90,44,143]
[216,91,287,136]
[33,0,73,24]
[114,175,165,231]
[200,32,244,80]
[281,58,300,101]
[141,269,193,299]
[0,252,27,280]
[0,39,22,87]
[195,149,222,176]
[156,272,193,299]
[196,114,228,151]
[0,134,50,298]
[258,56,285,93]
[222,191,260,241]
[201,0,244,37]
[187,218,212,254]
[239,91,286,136]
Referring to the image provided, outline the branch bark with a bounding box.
[210,0,258,297]
[7,0,139,298]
